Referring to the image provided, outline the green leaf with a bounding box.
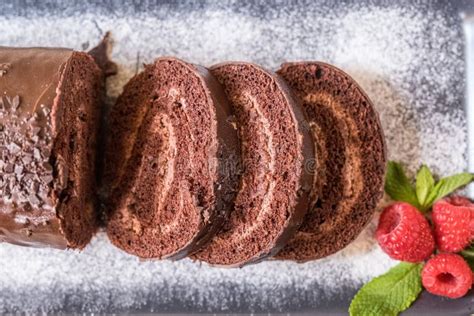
[385,161,420,208]
[424,173,474,208]
[349,263,423,316]
[415,165,435,208]
[461,245,474,272]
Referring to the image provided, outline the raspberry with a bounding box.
[422,253,472,299]
[432,196,473,253]
[447,196,474,238]
[446,195,474,207]
[376,202,435,262]
[471,214,474,239]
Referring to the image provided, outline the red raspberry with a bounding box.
[376,202,435,262]
[449,196,474,238]
[432,196,473,253]
[422,253,472,299]
[471,213,474,238]
[471,214,474,239]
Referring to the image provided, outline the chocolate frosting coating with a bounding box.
[0,47,73,248]
[88,32,118,77]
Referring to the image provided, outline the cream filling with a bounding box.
[219,93,277,249]
[151,113,177,221]
[117,83,217,252]
[158,88,217,235]
[110,95,149,194]
[300,92,363,236]
[168,86,219,202]
[160,186,193,235]
[117,112,176,231]
[151,88,217,241]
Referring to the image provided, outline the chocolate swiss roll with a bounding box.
[0,46,106,249]
[276,62,386,261]
[103,57,240,259]
[192,62,316,267]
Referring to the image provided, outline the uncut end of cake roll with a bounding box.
[0,40,112,249]
[275,62,387,262]
[192,62,317,267]
[103,57,240,260]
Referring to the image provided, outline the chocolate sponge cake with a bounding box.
[103,57,240,259]
[0,47,104,249]
[276,62,386,261]
[193,62,316,267]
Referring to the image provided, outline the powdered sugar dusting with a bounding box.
[0,1,466,313]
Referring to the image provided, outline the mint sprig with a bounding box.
[384,161,474,211]
[384,161,420,209]
[423,173,474,208]
[415,165,434,207]
[349,263,423,316]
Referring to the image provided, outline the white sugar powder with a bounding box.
[0,2,467,313]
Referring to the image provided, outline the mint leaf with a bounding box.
[424,173,474,208]
[349,263,423,316]
[416,165,434,209]
[385,161,420,208]
[461,245,474,272]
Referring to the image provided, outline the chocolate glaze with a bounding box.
[0,40,109,249]
[88,32,118,77]
[0,47,73,248]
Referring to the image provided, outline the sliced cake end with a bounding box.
[104,57,240,259]
[276,61,386,261]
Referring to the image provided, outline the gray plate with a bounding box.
[0,0,474,314]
